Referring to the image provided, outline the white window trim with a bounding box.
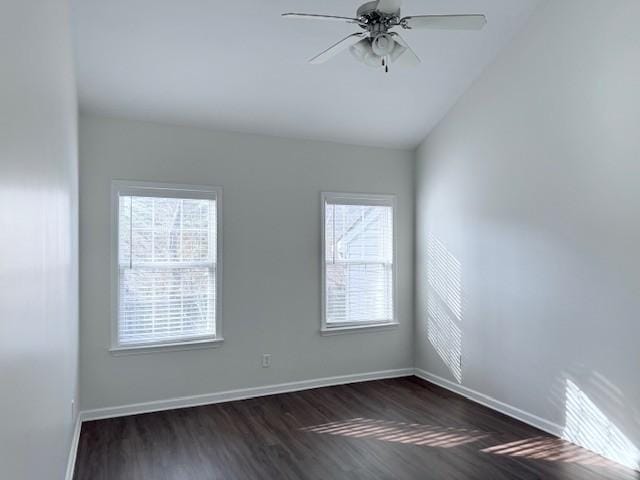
[320,192,399,336]
[110,180,224,354]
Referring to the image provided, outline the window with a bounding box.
[322,192,397,334]
[111,181,222,352]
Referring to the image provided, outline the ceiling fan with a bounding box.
[282,0,487,72]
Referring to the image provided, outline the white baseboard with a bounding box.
[66,368,640,474]
[67,368,639,474]
[80,368,414,422]
[413,368,563,437]
[65,416,82,480]
[414,369,640,472]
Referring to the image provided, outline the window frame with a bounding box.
[110,180,223,355]
[320,192,399,335]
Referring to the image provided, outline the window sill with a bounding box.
[109,337,224,356]
[320,322,399,336]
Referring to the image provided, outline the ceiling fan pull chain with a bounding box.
[382,55,389,73]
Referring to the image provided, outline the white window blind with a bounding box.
[323,194,395,327]
[116,189,218,347]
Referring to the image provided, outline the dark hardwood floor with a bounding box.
[74,377,639,480]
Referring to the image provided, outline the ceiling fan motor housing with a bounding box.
[357,1,400,18]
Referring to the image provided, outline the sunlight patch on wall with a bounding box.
[563,379,640,471]
[427,236,462,320]
[427,292,462,382]
[427,235,463,383]
[301,418,489,448]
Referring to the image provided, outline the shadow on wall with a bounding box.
[547,368,640,471]
[427,235,463,383]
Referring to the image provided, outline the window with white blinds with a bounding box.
[322,193,396,331]
[112,182,221,350]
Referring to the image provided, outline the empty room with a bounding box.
[2,0,640,479]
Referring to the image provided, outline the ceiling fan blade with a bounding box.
[389,33,421,67]
[309,33,366,64]
[282,13,364,26]
[375,0,402,15]
[376,0,402,14]
[401,14,487,30]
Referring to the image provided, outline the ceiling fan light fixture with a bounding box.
[371,33,395,56]
[283,1,487,71]
[350,40,383,68]
[364,52,383,68]
[389,40,407,63]
[349,40,369,62]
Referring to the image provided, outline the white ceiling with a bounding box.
[71,0,540,149]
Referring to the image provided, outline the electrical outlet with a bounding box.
[262,354,272,368]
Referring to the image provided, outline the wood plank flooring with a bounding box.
[74,377,639,479]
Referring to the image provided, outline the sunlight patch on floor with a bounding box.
[482,436,626,469]
[301,418,489,448]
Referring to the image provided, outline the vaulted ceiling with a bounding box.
[71,0,540,149]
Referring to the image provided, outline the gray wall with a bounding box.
[415,0,640,470]
[79,114,414,410]
[0,1,79,479]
